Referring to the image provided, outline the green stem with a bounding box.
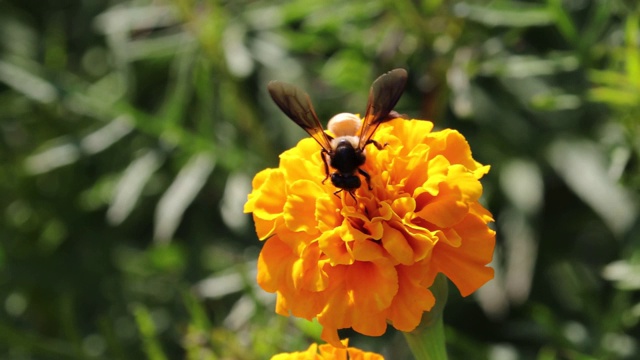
[403,273,449,360]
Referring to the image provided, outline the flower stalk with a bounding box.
[402,273,449,360]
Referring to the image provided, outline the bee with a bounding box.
[267,68,408,199]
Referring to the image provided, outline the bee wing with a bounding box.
[358,68,408,149]
[267,81,333,152]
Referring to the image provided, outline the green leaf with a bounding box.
[546,0,578,44]
[589,87,639,107]
[625,14,640,87]
[133,304,168,360]
[480,53,579,78]
[455,2,554,27]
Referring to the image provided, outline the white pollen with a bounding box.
[327,113,361,137]
[330,135,360,150]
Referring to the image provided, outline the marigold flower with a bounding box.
[271,339,383,360]
[245,118,495,346]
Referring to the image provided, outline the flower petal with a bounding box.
[257,235,294,293]
[318,261,397,338]
[258,236,325,318]
[246,169,288,239]
[432,213,496,296]
[292,245,325,290]
[388,264,436,331]
[351,238,386,261]
[244,168,270,213]
[284,180,325,234]
[380,222,414,265]
[249,169,286,220]
[318,226,354,265]
[431,129,478,170]
[321,326,345,349]
[415,184,469,228]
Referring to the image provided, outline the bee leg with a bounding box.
[366,139,388,150]
[320,149,331,184]
[358,168,373,190]
[335,189,357,202]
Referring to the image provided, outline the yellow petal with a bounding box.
[432,213,496,296]
[415,183,469,228]
[380,222,414,265]
[401,221,436,262]
[253,215,283,241]
[447,164,484,202]
[250,169,287,221]
[257,236,294,293]
[294,243,329,292]
[284,180,325,234]
[244,168,271,213]
[388,264,436,331]
[351,238,386,261]
[347,260,398,319]
[389,118,435,149]
[433,129,478,170]
[318,227,354,266]
[390,196,416,217]
[320,326,345,349]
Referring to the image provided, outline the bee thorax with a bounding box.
[327,113,361,137]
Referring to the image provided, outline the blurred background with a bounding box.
[1,0,639,359]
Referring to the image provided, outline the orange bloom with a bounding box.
[271,339,384,360]
[245,118,495,346]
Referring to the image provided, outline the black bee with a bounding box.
[267,68,408,199]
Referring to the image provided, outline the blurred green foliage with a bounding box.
[1,0,639,359]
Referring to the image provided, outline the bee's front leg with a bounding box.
[366,139,387,150]
[333,189,343,199]
[358,168,373,190]
[321,149,331,184]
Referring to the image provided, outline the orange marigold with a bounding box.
[245,118,495,346]
[271,339,383,360]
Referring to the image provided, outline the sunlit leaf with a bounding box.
[589,87,639,106]
[154,153,216,243]
[0,60,57,103]
[133,305,168,360]
[480,53,579,78]
[546,0,578,43]
[547,139,638,236]
[624,14,640,87]
[455,2,554,27]
[108,149,164,225]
